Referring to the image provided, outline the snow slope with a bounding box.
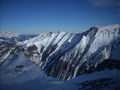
[0,49,63,90]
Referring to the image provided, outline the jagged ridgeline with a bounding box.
[0,24,120,80]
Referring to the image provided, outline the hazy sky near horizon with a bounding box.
[0,0,120,33]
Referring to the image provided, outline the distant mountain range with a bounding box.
[0,24,120,90]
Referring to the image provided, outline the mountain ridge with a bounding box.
[0,24,120,90]
[0,24,120,80]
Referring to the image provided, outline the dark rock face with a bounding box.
[0,44,22,65]
[96,59,120,71]
[75,59,120,77]
[15,65,24,72]
[76,78,120,90]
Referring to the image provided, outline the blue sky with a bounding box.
[0,0,120,33]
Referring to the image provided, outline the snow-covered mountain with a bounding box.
[0,31,38,46]
[22,24,120,80]
[0,31,20,38]
[0,24,120,90]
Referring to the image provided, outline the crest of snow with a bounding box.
[88,24,120,56]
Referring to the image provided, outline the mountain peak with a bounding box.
[95,24,120,30]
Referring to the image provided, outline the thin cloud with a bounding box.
[89,0,120,7]
[116,8,120,12]
[88,0,120,18]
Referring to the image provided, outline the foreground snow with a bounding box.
[0,52,64,90]
[47,69,120,90]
